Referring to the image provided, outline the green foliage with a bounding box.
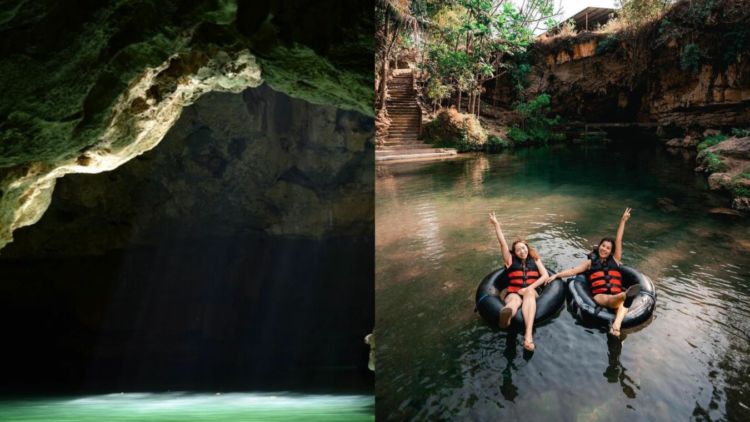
[423,108,487,152]
[703,151,726,172]
[732,185,750,197]
[595,36,620,55]
[658,17,671,34]
[507,94,564,144]
[486,135,510,150]
[686,0,715,24]
[731,127,750,138]
[680,43,703,73]
[425,78,452,104]
[618,0,671,26]
[508,53,532,97]
[697,133,727,152]
[721,26,749,66]
[419,0,559,110]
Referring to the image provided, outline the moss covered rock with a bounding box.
[0,0,373,250]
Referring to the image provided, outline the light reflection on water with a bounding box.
[0,392,374,421]
[376,144,750,421]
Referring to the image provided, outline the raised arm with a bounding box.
[489,212,512,267]
[614,207,631,263]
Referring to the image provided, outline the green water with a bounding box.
[375,143,750,421]
[0,393,374,421]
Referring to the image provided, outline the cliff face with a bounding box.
[490,0,750,129]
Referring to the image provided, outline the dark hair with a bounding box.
[511,239,539,261]
[593,237,616,257]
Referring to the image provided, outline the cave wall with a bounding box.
[0,85,374,392]
[488,0,750,129]
[0,0,373,250]
[1,83,373,258]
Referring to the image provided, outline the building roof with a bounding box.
[549,7,617,34]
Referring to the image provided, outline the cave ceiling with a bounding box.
[0,0,373,251]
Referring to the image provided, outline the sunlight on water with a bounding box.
[0,393,374,421]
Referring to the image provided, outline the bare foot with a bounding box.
[498,307,513,329]
[609,326,621,338]
[523,337,535,352]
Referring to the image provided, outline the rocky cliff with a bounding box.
[489,0,750,129]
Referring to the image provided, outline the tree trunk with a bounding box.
[457,90,462,113]
[376,11,390,111]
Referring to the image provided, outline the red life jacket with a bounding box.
[505,255,540,294]
[586,251,623,295]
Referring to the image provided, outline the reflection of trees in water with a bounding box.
[467,155,490,194]
[604,335,639,399]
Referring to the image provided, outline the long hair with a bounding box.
[511,239,539,261]
[593,237,616,258]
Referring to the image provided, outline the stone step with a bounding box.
[375,150,458,162]
[380,143,433,150]
[377,147,446,154]
[387,126,419,130]
[382,138,422,143]
[383,142,420,146]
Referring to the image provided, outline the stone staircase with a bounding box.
[376,69,457,162]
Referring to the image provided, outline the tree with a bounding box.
[375,0,420,111]
[418,0,561,116]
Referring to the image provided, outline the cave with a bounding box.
[0,84,374,393]
[0,0,374,398]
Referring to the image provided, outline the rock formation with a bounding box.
[0,0,372,250]
[488,0,750,129]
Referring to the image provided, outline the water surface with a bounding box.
[0,392,373,421]
[375,142,750,421]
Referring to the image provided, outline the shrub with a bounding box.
[731,127,750,138]
[703,151,726,172]
[733,185,750,197]
[423,108,487,152]
[507,94,564,145]
[595,36,619,55]
[485,135,510,152]
[680,43,703,73]
[697,133,727,151]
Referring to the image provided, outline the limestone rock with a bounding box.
[0,84,373,257]
[705,136,750,160]
[0,0,373,250]
[489,3,750,129]
[666,136,699,148]
[733,197,750,211]
[707,173,733,190]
